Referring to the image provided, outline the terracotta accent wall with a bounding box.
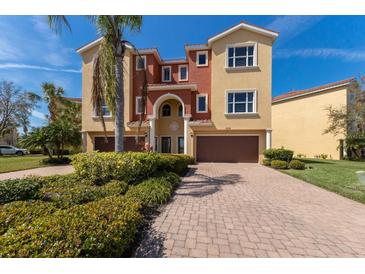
[147,90,192,117]
[132,54,160,121]
[188,50,211,120]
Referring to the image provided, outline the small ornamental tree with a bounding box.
[325,77,365,158]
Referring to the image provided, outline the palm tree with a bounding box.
[41,82,65,122]
[48,16,144,152]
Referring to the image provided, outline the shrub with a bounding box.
[296,153,306,158]
[42,157,71,165]
[271,160,288,169]
[38,180,128,208]
[0,200,57,234]
[153,171,181,188]
[42,173,82,188]
[0,196,142,257]
[72,152,162,184]
[263,148,294,162]
[126,177,173,207]
[288,159,305,170]
[0,176,44,205]
[158,154,194,175]
[262,159,271,166]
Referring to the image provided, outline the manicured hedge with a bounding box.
[0,176,44,205]
[0,152,190,258]
[263,148,294,162]
[0,200,57,235]
[271,160,288,169]
[126,176,175,207]
[288,159,305,170]
[158,154,194,175]
[262,159,271,166]
[0,196,142,257]
[72,152,162,184]
[38,180,128,208]
[72,152,194,184]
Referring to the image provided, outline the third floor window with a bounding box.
[162,66,171,82]
[227,44,256,68]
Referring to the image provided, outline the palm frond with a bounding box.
[91,40,116,141]
[47,16,71,34]
[122,40,148,147]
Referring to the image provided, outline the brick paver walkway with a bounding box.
[135,163,365,258]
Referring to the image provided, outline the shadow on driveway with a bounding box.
[175,167,243,197]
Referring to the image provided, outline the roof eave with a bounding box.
[76,37,133,54]
[272,81,354,104]
[207,22,279,46]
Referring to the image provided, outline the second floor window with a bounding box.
[136,96,143,114]
[95,99,111,117]
[136,55,146,70]
[162,66,171,82]
[227,45,256,68]
[227,91,256,114]
[179,65,188,81]
[197,94,208,113]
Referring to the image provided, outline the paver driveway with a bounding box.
[136,163,365,258]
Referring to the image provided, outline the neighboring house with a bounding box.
[77,21,279,162]
[272,78,354,160]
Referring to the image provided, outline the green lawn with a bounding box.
[0,155,49,173]
[282,158,365,204]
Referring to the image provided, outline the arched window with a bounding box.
[162,104,171,117]
[178,105,183,117]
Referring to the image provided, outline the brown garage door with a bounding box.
[196,136,258,163]
[94,137,144,152]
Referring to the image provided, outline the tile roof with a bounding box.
[272,78,355,103]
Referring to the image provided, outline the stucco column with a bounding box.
[266,129,272,150]
[149,118,156,152]
[183,115,191,154]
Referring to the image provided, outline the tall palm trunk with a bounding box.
[114,43,124,152]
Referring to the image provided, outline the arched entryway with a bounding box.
[148,93,190,154]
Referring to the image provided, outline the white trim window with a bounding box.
[162,66,172,82]
[135,96,143,114]
[136,55,146,71]
[178,65,188,81]
[196,51,208,67]
[196,94,208,113]
[94,99,111,117]
[226,90,256,114]
[227,43,257,68]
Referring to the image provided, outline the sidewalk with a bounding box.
[0,165,74,180]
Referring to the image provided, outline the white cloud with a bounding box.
[274,48,365,61]
[267,16,324,44]
[0,16,74,67]
[0,63,81,73]
[31,110,47,121]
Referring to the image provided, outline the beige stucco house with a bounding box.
[77,21,279,162]
[272,78,354,160]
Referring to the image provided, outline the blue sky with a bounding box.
[0,15,365,129]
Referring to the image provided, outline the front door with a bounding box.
[161,137,171,153]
